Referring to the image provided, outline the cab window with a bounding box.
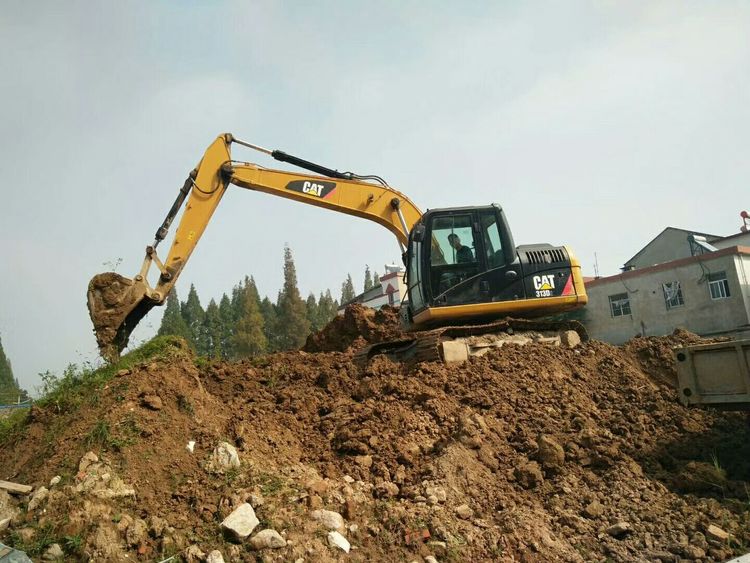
[481,212,505,269]
[430,215,476,265]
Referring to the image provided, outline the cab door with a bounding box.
[474,207,526,303]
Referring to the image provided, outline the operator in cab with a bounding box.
[448,234,474,263]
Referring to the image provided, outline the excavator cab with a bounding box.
[403,205,585,328]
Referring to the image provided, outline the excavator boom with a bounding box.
[88,134,422,360]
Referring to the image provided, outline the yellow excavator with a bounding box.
[88,134,588,363]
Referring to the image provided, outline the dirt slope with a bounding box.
[0,310,748,562]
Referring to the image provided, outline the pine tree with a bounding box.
[306,293,321,332]
[180,284,205,351]
[373,271,380,287]
[364,265,373,292]
[317,289,338,328]
[340,274,356,304]
[233,278,267,357]
[0,334,20,404]
[259,297,279,353]
[218,294,235,359]
[158,288,192,342]
[202,299,223,358]
[275,246,311,350]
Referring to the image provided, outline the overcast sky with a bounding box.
[1,1,749,393]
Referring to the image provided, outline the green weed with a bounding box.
[257,473,285,496]
[8,523,58,556]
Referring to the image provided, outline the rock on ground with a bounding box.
[327,530,351,553]
[311,509,345,531]
[221,503,259,541]
[42,543,64,560]
[27,486,49,511]
[205,550,225,563]
[207,441,241,473]
[250,528,286,549]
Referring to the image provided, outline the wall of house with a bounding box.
[624,228,720,270]
[713,232,750,250]
[584,252,750,344]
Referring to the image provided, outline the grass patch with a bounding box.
[7,523,58,556]
[85,414,142,451]
[85,420,112,448]
[38,335,189,413]
[0,408,29,445]
[0,336,190,448]
[257,473,285,496]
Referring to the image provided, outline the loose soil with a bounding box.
[1,309,749,562]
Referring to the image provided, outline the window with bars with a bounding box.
[662,281,684,309]
[609,293,631,317]
[708,271,730,299]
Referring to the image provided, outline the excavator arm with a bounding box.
[88,134,422,361]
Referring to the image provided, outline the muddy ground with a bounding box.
[0,305,748,562]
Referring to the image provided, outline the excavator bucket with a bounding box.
[87,272,157,363]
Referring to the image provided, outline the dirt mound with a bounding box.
[304,304,404,352]
[624,328,726,387]
[1,325,749,561]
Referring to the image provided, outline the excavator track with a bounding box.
[354,318,588,367]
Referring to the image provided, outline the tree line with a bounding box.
[0,334,27,404]
[157,246,381,358]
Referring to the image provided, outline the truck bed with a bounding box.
[674,339,750,410]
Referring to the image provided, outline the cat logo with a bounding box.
[286,179,337,199]
[532,274,556,297]
[533,275,556,291]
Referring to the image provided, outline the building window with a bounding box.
[708,271,730,299]
[662,281,684,309]
[609,293,631,317]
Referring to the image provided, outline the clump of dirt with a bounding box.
[624,328,726,386]
[303,303,404,352]
[87,272,156,362]
[1,318,749,562]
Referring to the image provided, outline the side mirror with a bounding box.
[412,224,426,243]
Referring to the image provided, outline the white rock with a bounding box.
[250,528,286,549]
[49,476,61,488]
[78,451,99,472]
[706,524,729,542]
[327,531,350,553]
[42,543,64,560]
[205,550,225,563]
[343,475,355,484]
[0,518,10,532]
[186,440,196,453]
[208,442,241,472]
[454,503,473,520]
[185,545,206,563]
[425,486,447,503]
[311,509,345,531]
[425,557,439,563]
[27,487,49,511]
[221,503,259,541]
